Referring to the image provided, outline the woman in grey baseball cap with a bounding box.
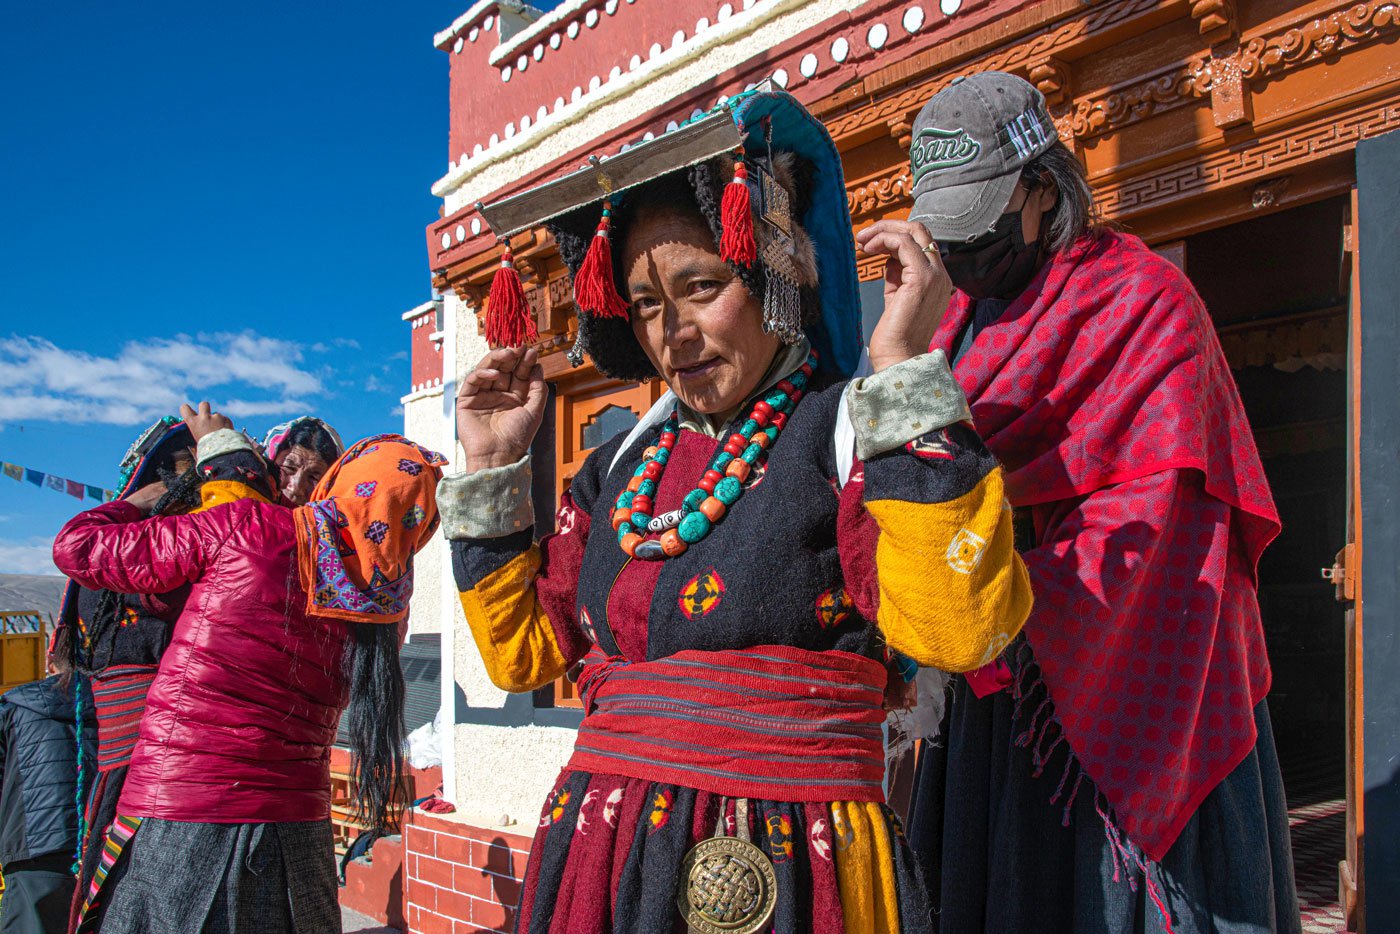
[901,72,1299,933]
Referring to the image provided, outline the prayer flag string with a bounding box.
[0,460,115,501]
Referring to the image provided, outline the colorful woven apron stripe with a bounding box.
[569,644,888,803]
[91,664,159,772]
[76,814,143,932]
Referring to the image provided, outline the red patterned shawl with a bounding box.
[931,230,1280,861]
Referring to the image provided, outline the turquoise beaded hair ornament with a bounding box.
[475,81,864,381]
[115,415,193,498]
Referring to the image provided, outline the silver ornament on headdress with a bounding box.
[754,161,805,345]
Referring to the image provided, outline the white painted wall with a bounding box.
[434,0,867,215]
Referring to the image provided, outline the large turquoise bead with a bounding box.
[741,418,759,437]
[713,452,734,470]
[617,491,636,508]
[678,511,712,543]
[714,477,743,505]
[638,479,657,497]
[683,488,708,512]
[742,443,763,463]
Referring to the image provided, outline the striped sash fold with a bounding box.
[76,814,143,932]
[91,664,159,772]
[567,644,889,803]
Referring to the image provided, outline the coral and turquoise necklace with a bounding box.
[611,350,817,560]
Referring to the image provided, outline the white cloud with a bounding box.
[0,331,325,426]
[0,538,58,576]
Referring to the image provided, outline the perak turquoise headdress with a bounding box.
[476,83,863,381]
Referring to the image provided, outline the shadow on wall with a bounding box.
[474,837,523,934]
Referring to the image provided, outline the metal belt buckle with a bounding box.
[677,799,777,934]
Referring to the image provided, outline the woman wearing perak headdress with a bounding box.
[442,88,1031,933]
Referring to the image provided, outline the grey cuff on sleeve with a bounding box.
[847,350,972,461]
[196,428,257,466]
[436,456,535,540]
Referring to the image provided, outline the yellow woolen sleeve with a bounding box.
[865,468,1032,672]
[457,546,571,693]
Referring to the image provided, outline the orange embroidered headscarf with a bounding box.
[294,434,447,625]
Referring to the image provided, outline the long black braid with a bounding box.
[345,622,406,831]
[150,463,204,517]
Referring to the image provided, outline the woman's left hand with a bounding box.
[856,219,953,372]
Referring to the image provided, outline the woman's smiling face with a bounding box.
[621,207,781,415]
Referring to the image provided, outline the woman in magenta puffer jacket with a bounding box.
[53,429,445,934]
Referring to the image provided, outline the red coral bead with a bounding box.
[777,380,795,394]
[754,400,773,418]
[699,476,718,493]
[659,432,677,447]
[611,508,631,530]
[771,412,787,430]
[642,461,662,480]
[660,529,688,556]
[699,496,726,522]
[631,495,652,515]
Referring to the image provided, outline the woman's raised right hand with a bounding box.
[456,347,548,473]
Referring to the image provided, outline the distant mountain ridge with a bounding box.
[0,574,68,622]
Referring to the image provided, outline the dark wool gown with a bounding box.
[909,645,1299,933]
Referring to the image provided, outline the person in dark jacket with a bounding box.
[0,628,96,934]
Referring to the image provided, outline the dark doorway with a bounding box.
[1182,195,1350,930]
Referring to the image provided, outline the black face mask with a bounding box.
[938,209,1044,300]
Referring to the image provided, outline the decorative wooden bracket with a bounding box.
[1207,41,1254,129]
[890,119,913,153]
[1190,0,1235,42]
[1027,56,1071,107]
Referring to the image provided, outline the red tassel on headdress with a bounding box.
[485,247,537,347]
[720,153,756,267]
[573,201,629,320]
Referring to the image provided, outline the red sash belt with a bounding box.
[91,664,158,772]
[568,644,888,803]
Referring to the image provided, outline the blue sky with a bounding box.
[0,1,536,575]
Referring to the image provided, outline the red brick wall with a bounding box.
[403,810,534,933]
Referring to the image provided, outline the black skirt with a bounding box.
[909,670,1301,933]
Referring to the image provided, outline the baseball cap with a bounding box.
[908,71,1058,242]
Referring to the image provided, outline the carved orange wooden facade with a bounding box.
[430,1,1397,925]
